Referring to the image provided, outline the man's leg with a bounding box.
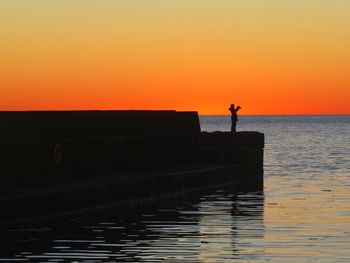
[231,121,236,132]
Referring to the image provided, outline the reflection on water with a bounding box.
[264,175,350,262]
[2,178,349,262]
[0,190,264,262]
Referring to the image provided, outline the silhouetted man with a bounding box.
[229,104,241,132]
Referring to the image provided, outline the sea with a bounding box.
[1,115,349,262]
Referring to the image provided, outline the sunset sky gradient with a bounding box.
[1,1,349,114]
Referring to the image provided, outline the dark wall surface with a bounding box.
[0,110,200,142]
[0,110,201,184]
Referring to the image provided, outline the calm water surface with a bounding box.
[1,115,349,262]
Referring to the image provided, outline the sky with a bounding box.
[1,0,350,114]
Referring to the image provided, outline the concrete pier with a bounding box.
[0,110,264,224]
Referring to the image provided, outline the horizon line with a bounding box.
[199,113,350,116]
[0,110,349,116]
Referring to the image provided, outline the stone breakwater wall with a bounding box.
[0,110,264,224]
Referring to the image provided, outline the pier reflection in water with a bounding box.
[0,190,264,262]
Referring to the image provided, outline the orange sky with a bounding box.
[1,1,350,114]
